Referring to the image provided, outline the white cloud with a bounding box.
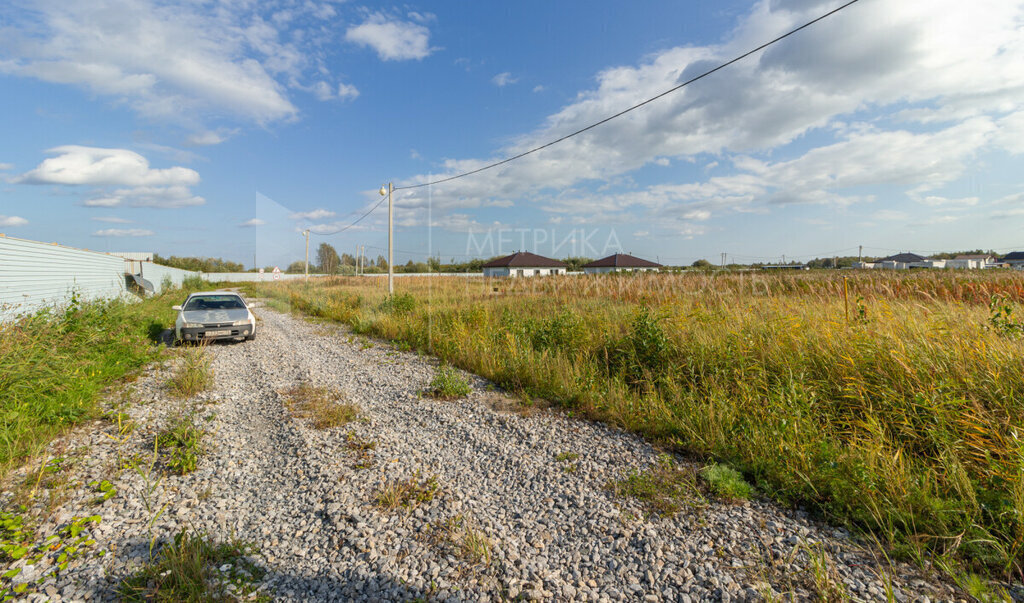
[91,216,132,223]
[336,82,359,101]
[0,163,13,170]
[388,0,1024,229]
[92,228,154,237]
[17,146,198,187]
[290,208,335,220]
[16,146,205,208]
[532,85,545,93]
[633,230,649,237]
[239,218,265,227]
[875,210,910,222]
[0,1,307,126]
[345,13,433,61]
[0,215,28,227]
[492,72,518,87]
[185,129,237,147]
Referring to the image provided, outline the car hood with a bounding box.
[181,308,250,324]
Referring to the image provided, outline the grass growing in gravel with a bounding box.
[423,364,472,399]
[431,516,492,566]
[118,530,265,601]
[608,457,704,517]
[700,463,754,501]
[375,474,440,511]
[247,271,1024,578]
[167,345,213,397]
[281,384,359,429]
[157,417,205,476]
[0,284,206,476]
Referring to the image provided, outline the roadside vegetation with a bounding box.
[247,270,1024,580]
[281,383,359,429]
[0,283,206,476]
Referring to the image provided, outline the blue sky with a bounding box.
[1,0,1022,268]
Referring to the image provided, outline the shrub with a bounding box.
[168,346,213,397]
[157,418,204,475]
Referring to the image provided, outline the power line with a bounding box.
[311,0,861,241]
[393,0,861,192]
[308,196,387,236]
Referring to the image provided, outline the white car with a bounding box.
[173,291,256,344]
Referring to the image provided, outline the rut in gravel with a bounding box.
[2,303,991,602]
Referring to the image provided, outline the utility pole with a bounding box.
[380,183,394,295]
[303,229,310,281]
[858,245,863,262]
[720,252,726,268]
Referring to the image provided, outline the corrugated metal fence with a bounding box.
[1,234,328,321]
[0,235,129,321]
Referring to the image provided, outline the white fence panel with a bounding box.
[0,235,128,321]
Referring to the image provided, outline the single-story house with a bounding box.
[1001,251,1024,269]
[945,254,994,269]
[874,252,932,270]
[481,251,567,277]
[582,253,662,274]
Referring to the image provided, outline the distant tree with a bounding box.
[340,253,356,267]
[562,257,594,272]
[285,261,307,274]
[375,255,388,270]
[154,254,245,273]
[691,259,713,269]
[317,243,340,274]
[427,256,441,272]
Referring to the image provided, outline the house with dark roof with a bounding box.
[946,254,996,269]
[582,253,662,274]
[873,252,937,269]
[481,251,567,277]
[1001,251,1024,269]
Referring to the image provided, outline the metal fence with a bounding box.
[0,234,129,321]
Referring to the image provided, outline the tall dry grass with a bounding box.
[246,270,1024,577]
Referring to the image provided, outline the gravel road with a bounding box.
[2,303,992,601]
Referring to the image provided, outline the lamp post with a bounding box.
[379,182,394,295]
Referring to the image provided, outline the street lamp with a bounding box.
[379,183,394,295]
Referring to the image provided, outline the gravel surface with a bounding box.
[2,303,1010,602]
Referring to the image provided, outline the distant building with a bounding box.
[481,252,567,277]
[582,253,661,274]
[1001,251,1024,269]
[871,252,931,270]
[946,254,994,269]
[761,264,810,271]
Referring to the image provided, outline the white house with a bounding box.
[583,253,662,274]
[481,251,567,277]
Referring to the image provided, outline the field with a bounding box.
[246,270,1024,580]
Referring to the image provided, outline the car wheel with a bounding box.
[245,333,256,341]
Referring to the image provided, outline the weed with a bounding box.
[700,463,754,501]
[555,451,580,462]
[88,479,117,505]
[281,384,359,429]
[804,543,850,602]
[157,417,205,475]
[381,292,416,315]
[118,530,265,601]
[432,516,492,566]
[608,457,703,517]
[375,474,440,511]
[988,294,1024,337]
[345,432,376,469]
[168,346,213,397]
[423,364,472,399]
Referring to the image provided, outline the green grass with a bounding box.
[168,346,213,397]
[157,417,205,475]
[0,286,202,476]
[245,271,1024,579]
[118,530,265,601]
[374,474,440,511]
[423,364,472,399]
[700,463,754,501]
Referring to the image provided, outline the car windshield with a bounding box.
[184,295,246,311]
